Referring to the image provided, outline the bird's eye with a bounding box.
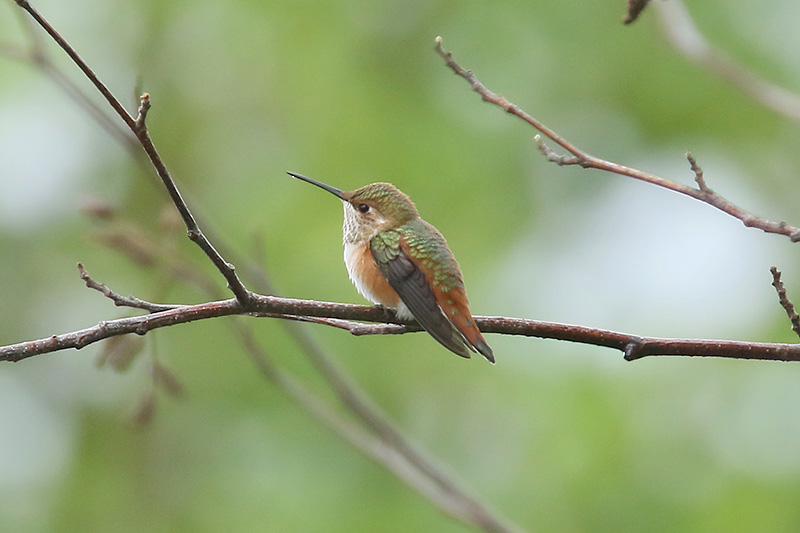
[357,203,370,213]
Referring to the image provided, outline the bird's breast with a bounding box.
[344,241,402,310]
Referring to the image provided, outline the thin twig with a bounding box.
[13,0,137,129]
[434,37,800,243]
[239,266,506,527]
[686,151,708,191]
[269,314,376,330]
[13,0,252,303]
[131,94,252,304]
[770,267,800,339]
[0,10,139,152]
[78,263,175,312]
[272,312,416,335]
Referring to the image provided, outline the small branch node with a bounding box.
[686,151,710,192]
[623,342,642,361]
[134,92,150,131]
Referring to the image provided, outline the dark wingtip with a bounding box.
[480,347,496,364]
[473,338,495,364]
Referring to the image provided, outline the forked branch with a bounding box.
[434,37,800,243]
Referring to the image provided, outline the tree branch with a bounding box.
[12,0,252,304]
[434,37,800,243]
[0,8,139,152]
[130,93,251,304]
[4,265,800,364]
[656,0,800,123]
[12,0,136,128]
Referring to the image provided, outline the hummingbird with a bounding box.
[288,171,494,363]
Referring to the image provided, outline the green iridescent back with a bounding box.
[394,219,464,292]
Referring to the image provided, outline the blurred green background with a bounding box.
[2,0,800,531]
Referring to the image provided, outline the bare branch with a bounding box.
[435,37,800,243]
[12,0,252,303]
[656,0,800,123]
[130,92,252,304]
[12,0,137,129]
[5,280,800,364]
[482,316,800,362]
[278,312,516,530]
[78,263,175,312]
[338,321,415,336]
[0,9,139,152]
[271,315,383,331]
[686,151,708,192]
[0,299,241,362]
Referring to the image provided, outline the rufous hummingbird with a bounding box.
[288,172,494,363]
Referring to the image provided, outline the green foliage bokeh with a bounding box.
[2,0,800,531]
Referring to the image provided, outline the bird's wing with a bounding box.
[432,283,495,363]
[371,232,471,358]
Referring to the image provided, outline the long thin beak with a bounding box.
[287,171,345,199]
